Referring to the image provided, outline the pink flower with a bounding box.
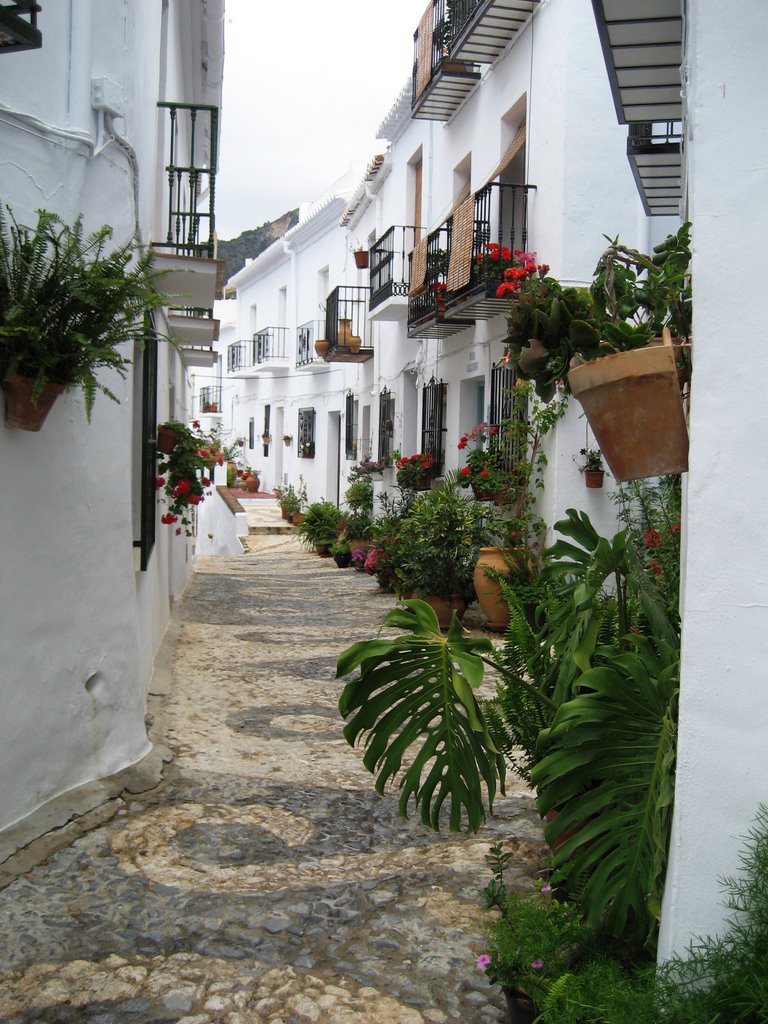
[531,959,544,970]
[476,954,492,970]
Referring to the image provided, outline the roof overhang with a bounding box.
[591,0,683,124]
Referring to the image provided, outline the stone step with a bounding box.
[248,525,296,536]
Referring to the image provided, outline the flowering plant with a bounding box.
[349,455,387,480]
[474,243,534,283]
[457,422,510,495]
[578,447,604,472]
[156,420,215,536]
[395,452,435,490]
[477,846,588,1008]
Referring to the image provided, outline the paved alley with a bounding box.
[0,522,546,1024]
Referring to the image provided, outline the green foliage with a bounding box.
[276,476,307,515]
[533,635,679,949]
[344,477,373,515]
[0,204,164,419]
[480,878,590,1006]
[157,421,211,535]
[296,500,341,547]
[337,600,504,832]
[394,473,491,602]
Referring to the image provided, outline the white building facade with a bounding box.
[0,1,225,834]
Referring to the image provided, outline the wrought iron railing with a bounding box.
[370,226,422,310]
[421,377,447,476]
[0,1,42,54]
[464,181,534,291]
[255,327,288,363]
[156,102,219,259]
[200,385,222,414]
[298,408,316,459]
[412,0,449,104]
[378,387,395,464]
[325,286,371,352]
[227,341,247,373]
[489,359,524,470]
[627,120,683,151]
[296,319,324,366]
[345,391,358,460]
[407,224,452,324]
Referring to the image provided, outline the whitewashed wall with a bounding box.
[0,1,223,832]
[658,2,768,957]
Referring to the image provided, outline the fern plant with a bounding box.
[0,204,164,419]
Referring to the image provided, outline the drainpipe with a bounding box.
[282,238,298,355]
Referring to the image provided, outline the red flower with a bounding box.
[217,455,224,465]
[488,425,498,435]
[459,466,472,477]
[161,513,178,525]
[457,439,467,450]
[155,475,166,488]
[480,469,489,477]
[649,559,662,576]
[202,477,210,487]
[192,420,200,428]
[421,461,430,469]
[188,495,203,506]
[173,479,192,497]
[175,528,182,536]
[644,528,662,548]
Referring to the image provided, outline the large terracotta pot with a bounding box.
[4,375,64,431]
[473,547,511,632]
[420,593,466,630]
[157,424,180,454]
[567,342,688,482]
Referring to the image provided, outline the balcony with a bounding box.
[296,320,329,371]
[407,224,476,339]
[443,181,535,320]
[449,0,538,65]
[369,226,422,322]
[412,0,481,121]
[0,2,42,54]
[322,287,374,363]
[151,102,224,363]
[226,329,289,376]
[627,121,683,216]
[199,385,222,416]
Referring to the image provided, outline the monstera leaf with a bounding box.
[532,635,679,948]
[337,599,505,832]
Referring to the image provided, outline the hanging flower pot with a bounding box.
[157,423,180,454]
[4,374,64,431]
[353,249,369,270]
[567,341,688,483]
[584,469,605,489]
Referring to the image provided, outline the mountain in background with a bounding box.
[217,209,299,283]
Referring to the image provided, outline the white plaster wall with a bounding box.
[658,1,768,957]
[196,489,248,557]
[0,0,222,831]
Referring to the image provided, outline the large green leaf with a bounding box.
[532,635,679,947]
[337,599,505,831]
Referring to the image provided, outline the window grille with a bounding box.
[420,377,447,476]
[298,408,316,459]
[378,387,395,463]
[134,319,158,571]
[490,359,526,469]
[345,391,358,460]
[263,404,271,455]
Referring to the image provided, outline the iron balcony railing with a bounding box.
[450,181,535,301]
[254,327,288,364]
[412,0,449,103]
[370,226,422,310]
[296,319,325,366]
[628,120,683,151]
[227,341,247,373]
[325,286,372,354]
[407,223,452,325]
[448,0,538,64]
[156,102,219,259]
[200,385,222,414]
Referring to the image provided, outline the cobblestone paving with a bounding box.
[0,531,547,1023]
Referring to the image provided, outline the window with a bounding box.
[298,407,316,459]
[421,377,447,476]
[344,391,358,460]
[133,319,158,571]
[378,387,395,463]
[263,404,271,455]
[248,418,255,450]
[490,359,524,469]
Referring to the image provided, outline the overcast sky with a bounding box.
[216,1,421,240]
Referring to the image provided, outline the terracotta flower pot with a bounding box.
[4,374,64,431]
[156,424,180,454]
[314,339,329,358]
[567,343,688,482]
[472,547,511,632]
[584,469,605,488]
[353,249,369,269]
[420,594,466,631]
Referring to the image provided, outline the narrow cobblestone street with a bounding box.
[0,522,546,1024]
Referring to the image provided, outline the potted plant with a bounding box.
[300,440,315,459]
[457,422,513,503]
[330,534,352,568]
[261,431,271,446]
[578,447,605,488]
[283,433,293,446]
[0,204,164,430]
[296,500,342,555]
[343,477,374,553]
[155,420,212,536]
[502,229,692,481]
[477,857,589,1024]
[395,451,435,491]
[394,474,491,626]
